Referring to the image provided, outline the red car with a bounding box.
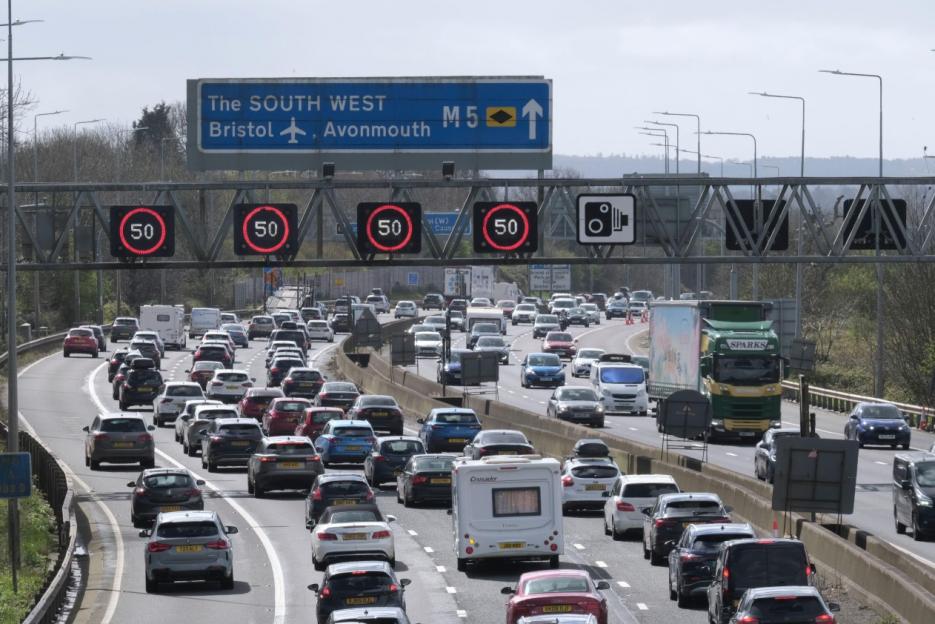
[497,300,516,319]
[541,331,577,360]
[262,397,312,436]
[188,361,225,389]
[502,569,610,624]
[239,387,285,420]
[191,343,232,367]
[294,407,345,440]
[63,327,99,358]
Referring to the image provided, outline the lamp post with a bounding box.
[72,118,104,324]
[655,111,701,174]
[748,92,806,176]
[646,120,680,175]
[30,109,66,329]
[648,120,684,298]
[820,68,885,396]
[636,127,669,173]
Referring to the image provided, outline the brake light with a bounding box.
[365,491,374,502]
[147,541,171,553]
[194,349,202,357]
[805,564,812,578]
[110,358,118,365]
[814,615,834,623]
[316,532,337,541]
[134,487,147,496]
[312,488,322,501]
[184,488,201,497]
[616,501,635,511]
[205,539,230,550]
[736,617,758,624]
[371,530,391,539]
[258,456,277,463]
[320,587,331,598]
[210,436,224,444]
[137,433,153,443]
[373,454,385,462]
[412,475,428,485]
[270,367,279,373]
[655,519,675,528]
[94,433,110,441]
[680,553,699,562]
[389,583,399,592]
[561,476,574,487]
[241,382,252,387]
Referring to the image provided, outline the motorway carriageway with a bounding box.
[396,313,935,570]
[16,314,701,624]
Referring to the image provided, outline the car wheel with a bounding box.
[220,570,234,590]
[603,516,611,536]
[677,581,690,608]
[895,507,906,534]
[313,555,325,572]
[84,454,90,467]
[396,487,403,503]
[207,461,217,473]
[611,519,624,541]
[642,539,650,560]
[254,482,264,498]
[767,465,775,484]
[669,575,677,601]
[913,513,925,541]
[145,577,158,593]
[548,555,559,569]
[118,401,126,411]
[89,459,100,470]
[403,490,412,508]
[92,351,99,358]
[63,351,70,357]
[112,389,118,400]
[902,442,910,450]
[247,478,254,494]
[456,557,468,572]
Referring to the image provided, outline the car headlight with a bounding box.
[595,405,604,413]
[917,490,934,507]
[602,388,612,396]
[868,425,875,431]
[711,418,724,427]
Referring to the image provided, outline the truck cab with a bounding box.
[589,354,648,415]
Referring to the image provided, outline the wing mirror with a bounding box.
[416,418,425,424]
[196,479,206,485]
[386,515,396,523]
[724,505,734,513]
[225,526,238,534]
[641,507,652,516]
[828,602,840,613]
[900,479,911,490]
[147,425,156,431]
[127,481,136,487]
[500,586,515,595]
[82,426,89,432]
[400,578,411,587]
[595,580,610,590]
[307,583,319,592]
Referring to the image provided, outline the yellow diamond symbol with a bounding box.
[486,107,516,127]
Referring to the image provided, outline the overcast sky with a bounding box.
[18,1,935,163]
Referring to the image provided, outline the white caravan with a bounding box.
[139,304,186,350]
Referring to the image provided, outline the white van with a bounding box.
[189,307,221,339]
[140,305,186,350]
[451,456,562,572]
[590,354,649,415]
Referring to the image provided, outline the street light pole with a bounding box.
[31,109,66,329]
[820,69,885,397]
[656,111,701,174]
[648,120,683,298]
[748,92,806,176]
[72,118,104,323]
[635,127,669,173]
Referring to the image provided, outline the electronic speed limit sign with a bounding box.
[233,203,298,256]
[109,205,175,258]
[472,201,538,253]
[356,202,422,254]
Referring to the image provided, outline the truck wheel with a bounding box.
[548,555,559,569]
[456,558,468,572]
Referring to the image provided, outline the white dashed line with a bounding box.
[446,586,457,594]
[636,602,648,611]
[573,543,585,550]
[407,529,418,536]
[595,560,608,568]
[617,580,631,588]
[457,610,468,618]
[424,546,435,553]
[875,461,888,466]
[726,452,738,457]
[628,427,638,431]
[507,390,515,394]
[436,565,446,573]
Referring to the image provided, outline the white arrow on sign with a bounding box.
[521,99,543,141]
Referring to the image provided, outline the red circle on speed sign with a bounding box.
[118,206,168,255]
[481,203,530,252]
[242,204,291,254]
[365,204,414,253]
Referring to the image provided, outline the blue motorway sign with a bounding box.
[336,212,470,238]
[0,452,31,499]
[187,77,551,171]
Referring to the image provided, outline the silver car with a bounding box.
[174,399,222,444]
[473,335,510,364]
[154,382,205,427]
[547,386,605,428]
[83,413,156,470]
[140,510,238,593]
[580,303,602,325]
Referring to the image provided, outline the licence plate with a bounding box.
[160,505,182,512]
[175,544,203,553]
[344,446,361,451]
[499,541,525,550]
[231,440,250,446]
[738,431,756,437]
[585,484,606,491]
[371,411,388,417]
[332,499,355,506]
[542,605,573,614]
[279,461,302,469]
[346,596,376,606]
[430,478,451,485]
[879,434,895,439]
[138,387,152,392]
[226,384,239,390]
[448,438,467,443]
[342,533,367,541]
[112,442,134,448]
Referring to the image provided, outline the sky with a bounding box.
[15,1,935,163]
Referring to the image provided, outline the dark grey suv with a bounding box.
[200,418,263,472]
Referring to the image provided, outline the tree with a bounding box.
[133,101,177,147]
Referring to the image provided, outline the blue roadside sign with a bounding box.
[0,452,31,499]
[187,77,551,171]
[407,272,419,286]
[337,212,470,238]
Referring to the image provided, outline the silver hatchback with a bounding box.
[140,510,238,593]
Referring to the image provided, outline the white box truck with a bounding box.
[140,304,187,350]
[451,456,563,572]
[189,307,221,339]
[465,306,507,334]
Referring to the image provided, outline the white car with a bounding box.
[202,330,236,352]
[153,382,205,427]
[549,298,576,316]
[511,303,538,325]
[561,457,620,512]
[306,320,335,343]
[571,348,606,378]
[414,331,443,358]
[132,331,166,358]
[422,316,447,332]
[310,504,396,571]
[205,369,254,403]
[470,297,492,307]
[579,303,602,325]
[365,295,390,314]
[602,474,680,538]
[393,301,418,319]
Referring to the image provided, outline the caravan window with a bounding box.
[492,487,541,518]
[156,314,170,322]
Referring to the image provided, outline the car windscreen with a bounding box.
[360,396,397,407]
[100,418,146,433]
[748,596,826,620]
[691,533,754,553]
[557,388,599,401]
[859,404,902,419]
[413,456,456,471]
[289,370,322,381]
[276,401,309,412]
[156,521,219,539]
[916,461,935,487]
[325,509,382,524]
[435,412,478,424]
[167,385,203,397]
[333,427,373,437]
[571,465,619,479]
[622,483,679,498]
[128,370,162,385]
[197,409,238,420]
[527,355,560,367]
[218,424,261,435]
[267,441,315,454]
[665,500,722,514]
[600,367,644,384]
[524,576,589,594]
[472,323,499,333]
[143,473,193,489]
[325,383,358,393]
[715,356,780,385]
[730,545,808,589]
[69,328,93,337]
[536,315,558,324]
[381,440,423,455]
[476,337,505,347]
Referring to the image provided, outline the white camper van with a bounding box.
[139,304,186,350]
[451,456,563,572]
[189,307,221,339]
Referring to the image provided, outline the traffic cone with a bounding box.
[641,310,649,324]
[772,515,779,537]
[626,310,633,325]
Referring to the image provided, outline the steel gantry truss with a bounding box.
[4,176,935,270]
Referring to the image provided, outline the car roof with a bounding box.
[742,585,821,600]
[428,407,476,415]
[164,381,202,387]
[214,417,260,426]
[317,472,368,483]
[326,560,394,575]
[376,436,422,444]
[265,435,313,444]
[328,605,408,618]
[329,419,372,428]
[156,510,219,523]
[722,537,804,550]
[140,467,192,477]
[617,473,677,484]
[100,412,146,421]
[687,522,755,537]
[519,568,590,582]
[659,492,720,504]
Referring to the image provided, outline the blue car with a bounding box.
[417,408,482,452]
[520,352,566,389]
[436,349,472,385]
[314,419,376,465]
[844,402,911,449]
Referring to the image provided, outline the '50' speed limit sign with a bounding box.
[109,205,175,258]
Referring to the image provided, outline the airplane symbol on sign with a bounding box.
[279,117,306,144]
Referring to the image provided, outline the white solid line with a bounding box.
[573,543,585,550]
[636,602,648,610]
[446,586,457,594]
[628,427,638,431]
[87,360,289,623]
[436,565,446,573]
[617,580,631,588]
[407,529,419,536]
[726,452,738,457]
[594,560,608,568]
[456,610,468,618]
[424,546,435,553]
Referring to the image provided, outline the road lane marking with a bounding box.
[424,546,434,553]
[408,529,419,536]
[446,586,457,594]
[573,543,585,550]
[617,580,631,588]
[628,427,638,431]
[457,610,468,618]
[86,360,287,623]
[636,603,648,610]
[726,452,738,457]
[436,565,446,573]
[595,560,608,568]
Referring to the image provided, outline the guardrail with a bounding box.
[781,380,934,429]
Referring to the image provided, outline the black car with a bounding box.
[118,359,164,411]
[463,429,535,459]
[309,561,410,624]
[754,428,805,483]
[893,452,935,540]
[331,313,350,333]
[129,340,161,369]
[108,349,130,383]
[199,417,263,472]
[315,382,360,411]
[347,395,404,436]
[84,324,107,351]
[270,328,308,351]
[305,473,375,528]
[666,522,755,607]
[127,468,206,527]
[706,538,814,624]
[396,453,456,506]
[564,307,591,327]
[110,317,140,342]
[642,492,732,565]
[282,368,326,398]
[467,322,501,349]
[605,299,630,319]
[422,293,444,310]
[447,298,467,314]
[268,356,306,387]
[364,436,425,486]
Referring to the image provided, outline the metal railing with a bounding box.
[781,380,933,429]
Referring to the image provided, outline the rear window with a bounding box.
[334,427,373,437]
[476,337,505,347]
[252,317,273,325]
[200,345,225,353]
[114,319,137,326]
[219,424,261,434]
[156,521,219,539]
[277,330,305,343]
[571,465,619,479]
[327,509,382,523]
[268,442,314,454]
[128,370,162,385]
[360,396,398,407]
[69,328,93,337]
[483,432,528,444]
[412,456,455,471]
[325,383,358,393]
[193,361,223,371]
[622,482,679,498]
[198,409,238,420]
[435,412,478,425]
[730,544,808,589]
[143,474,193,489]
[748,596,826,620]
[311,411,341,424]
[666,500,722,512]
[692,533,754,553]
[100,418,146,433]
[322,481,369,495]
[289,370,322,381]
[328,571,393,592]
[381,440,424,455]
[167,386,203,397]
[308,321,329,329]
[217,372,247,382]
[524,577,589,594]
[277,401,309,412]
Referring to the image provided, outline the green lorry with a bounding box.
[648,300,783,441]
